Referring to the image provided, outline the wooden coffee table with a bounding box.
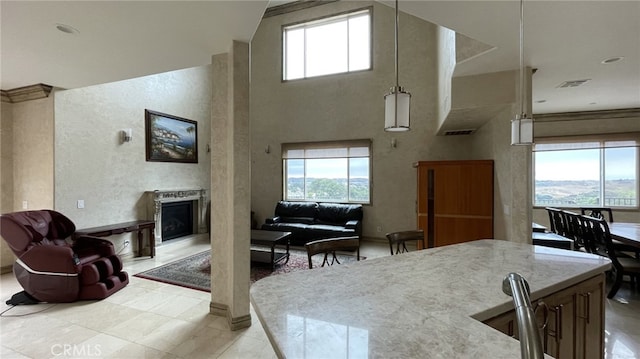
[251,229,291,271]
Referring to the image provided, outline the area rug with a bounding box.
[134,249,362,292]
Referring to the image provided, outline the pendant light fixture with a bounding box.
[511,0,533,145]
[384,0,411,132]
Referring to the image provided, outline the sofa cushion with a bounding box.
[275,201,318,218]
[317,203,363,225]
[261,222,311,232]
[279,216,315,225]
[306,224,355,233]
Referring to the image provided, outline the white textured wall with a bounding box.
[0,96,55,268]
[11,96,55,211]
[0,102,16,268]
[0,102,14,214]
[457,69,533,243]
[55,66,212,253]
[469,107,510,241]
[251,1,485,239]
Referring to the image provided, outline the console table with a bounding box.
[75,220,156,258]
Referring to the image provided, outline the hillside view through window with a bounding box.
[282,140,371,204]
[534,145,637,207]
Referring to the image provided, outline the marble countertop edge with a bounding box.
[471,261,611,322]
[250,240,611,358]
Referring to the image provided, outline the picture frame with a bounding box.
[145,109,198,163]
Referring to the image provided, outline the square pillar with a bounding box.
[210,41,251,330]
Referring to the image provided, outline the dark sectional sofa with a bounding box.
[261,201,363,246]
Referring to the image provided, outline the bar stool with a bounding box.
[386,230,425,255]
[305,236,360,269]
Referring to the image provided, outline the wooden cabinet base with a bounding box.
[484,273,605,359]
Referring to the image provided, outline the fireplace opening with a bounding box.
[161,201,194,241]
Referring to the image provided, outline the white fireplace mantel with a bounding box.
[146,189,208,245]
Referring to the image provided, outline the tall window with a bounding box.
[534,134,639,208]
[283,8,371,81]
[282,140,371,204]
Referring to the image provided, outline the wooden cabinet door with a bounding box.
[417,160,494,248]
[544,290,577,359]
[575,274,605,359]
[543,274,605,359]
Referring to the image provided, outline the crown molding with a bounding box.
[264,0,338,18]
[1,83,53,103]
[534,108,640,122]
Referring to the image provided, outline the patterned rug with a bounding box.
[134,249,361,292]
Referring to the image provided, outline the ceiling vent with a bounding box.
[444,129,476,136]
[557,79,591,88]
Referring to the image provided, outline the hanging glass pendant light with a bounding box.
[511,0,533,145]
[384,0,411,132]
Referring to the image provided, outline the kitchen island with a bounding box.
[250,239,611,358]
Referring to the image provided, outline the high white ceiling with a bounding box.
[399,0,640,114]
[1,1,269,90]
[2,1,639,115]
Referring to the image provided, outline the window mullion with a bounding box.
[346,16,350,72]
[600,147,605,206]
[303,28,308,79]
[347,158,351,201]
[303,158,308,201]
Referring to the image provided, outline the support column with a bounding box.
[210,41,251,330]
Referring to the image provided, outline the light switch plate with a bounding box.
[22,201,28,209]
[77,200,85,209]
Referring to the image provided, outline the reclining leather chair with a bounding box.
[0,210,129,303]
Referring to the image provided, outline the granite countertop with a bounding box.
[250,239,611,359]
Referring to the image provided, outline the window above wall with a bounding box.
[282,8,372,81]
[282,139,371,204]
[533,133,639,208]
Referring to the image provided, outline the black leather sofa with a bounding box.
[261,201,363,246]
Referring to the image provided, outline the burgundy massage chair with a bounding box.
[0,210,129,304]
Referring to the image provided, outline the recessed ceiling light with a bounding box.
[601,56,624,64]
[55,23,79,35]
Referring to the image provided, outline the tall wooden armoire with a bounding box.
[416,160,494,248]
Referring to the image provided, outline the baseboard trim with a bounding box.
[210,302,252,331]
[1,265,12,274]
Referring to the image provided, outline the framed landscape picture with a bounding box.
[145,109,198,163]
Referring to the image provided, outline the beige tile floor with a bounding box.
[0,235,638,358]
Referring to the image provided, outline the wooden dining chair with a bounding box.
[386,230,425,255]
[562,210,585,251]
[305,236,360,269]
[581,215,640,298]
[580,207,614,222]
[580,208,638,258]
[546,207,568,236]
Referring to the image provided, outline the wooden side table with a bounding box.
[250,229,291,271]
[75,220,156,257]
